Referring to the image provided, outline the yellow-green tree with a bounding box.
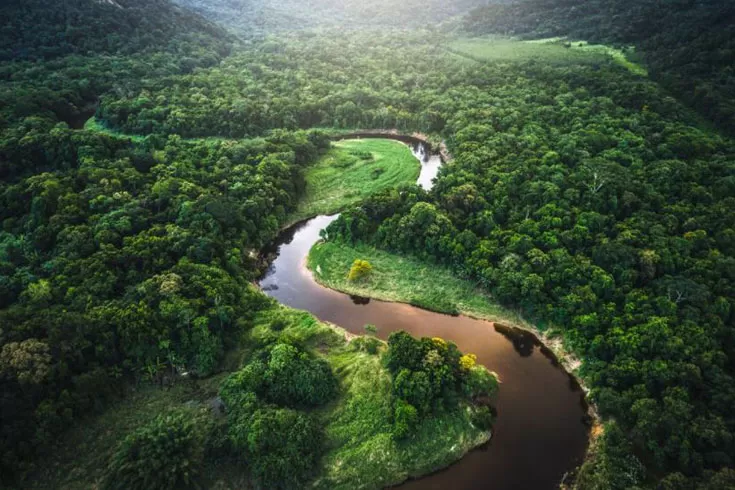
[348,259,373,281]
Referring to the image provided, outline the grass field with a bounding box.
[28,305,488,490]
[290,139,420,223]
[308,240,529,326]
[447,36,647,75]
[447,36,607,65]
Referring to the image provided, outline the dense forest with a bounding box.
[464,0,735,134]
[1,0,735,489]
[1,0,232,62]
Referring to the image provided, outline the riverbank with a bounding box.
[307,240,601,434]
[26,303,492,490]
[247,307,495,489]
[289,138,421,223]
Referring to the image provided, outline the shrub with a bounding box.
[347,259,372,281]
[370,166,385,179]
[349,149,373,160]
[350,336,381,354]
[409,296,459,316]
[103,410,206,490]
[394,369,434,415]
[265,343,338,408]
[463,365,498,399]
[243,408,322,489]
[220,360,268,402]
[459,353,477,371]
[385,331,425,373]
[471,406,494,430]
[392,399,418,440]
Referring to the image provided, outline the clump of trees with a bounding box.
[218,341,337,488]
[347,259,373,282]
[103,409,211,490]
[385,332,497,439]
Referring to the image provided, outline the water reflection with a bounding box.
[258,138,590,489]
[350,294,371,305]
[493,323,539,357]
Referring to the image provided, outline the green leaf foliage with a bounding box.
[103,409,208,490]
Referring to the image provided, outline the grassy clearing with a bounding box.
[29,305,487,490]
[83,117,146,142]
[308,240,528,326]
[530,38,648,76]
[447,36,646,75]
[447,36,608,66]
[290,139,420,223]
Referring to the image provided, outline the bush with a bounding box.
[347,259,373,281]
[471,406,494,430]
[242,408,322,489]
[220,359,268,400]
[265,343,338,407]
[394,368,434,415]
[392,399,418,440]
[409,296,459,316]
[349,149,373,160]
[370,166,385,179]
[103,410,206,490]
[463,365,498,399]
[350,336,381,354]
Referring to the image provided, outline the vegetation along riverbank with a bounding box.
[26,304,497,489]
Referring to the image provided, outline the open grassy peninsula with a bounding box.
[290,139,421,222]
[308,241,528,326]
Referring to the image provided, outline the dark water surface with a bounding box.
[259,141,589,489]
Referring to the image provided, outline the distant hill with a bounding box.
[464,0,735,133]
[173,0,489,36]
[0,0,232,61]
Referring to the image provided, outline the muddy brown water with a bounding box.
[259,140,589,489]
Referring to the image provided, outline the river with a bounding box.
[259,138,590,489]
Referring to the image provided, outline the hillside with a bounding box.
[174,0,488,36]
[464,0,735,133]
[0,0,232,61]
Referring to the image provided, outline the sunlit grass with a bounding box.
[308,240,528,326]
[561,39,648,76]
[447,36,647,76]
[83,116,246,145]
[290,139,420,223]
[83,116,145,142]
[447,36,607,65]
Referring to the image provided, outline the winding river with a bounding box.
[259,139,590,489]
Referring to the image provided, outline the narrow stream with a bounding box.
[259,138,590,489]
